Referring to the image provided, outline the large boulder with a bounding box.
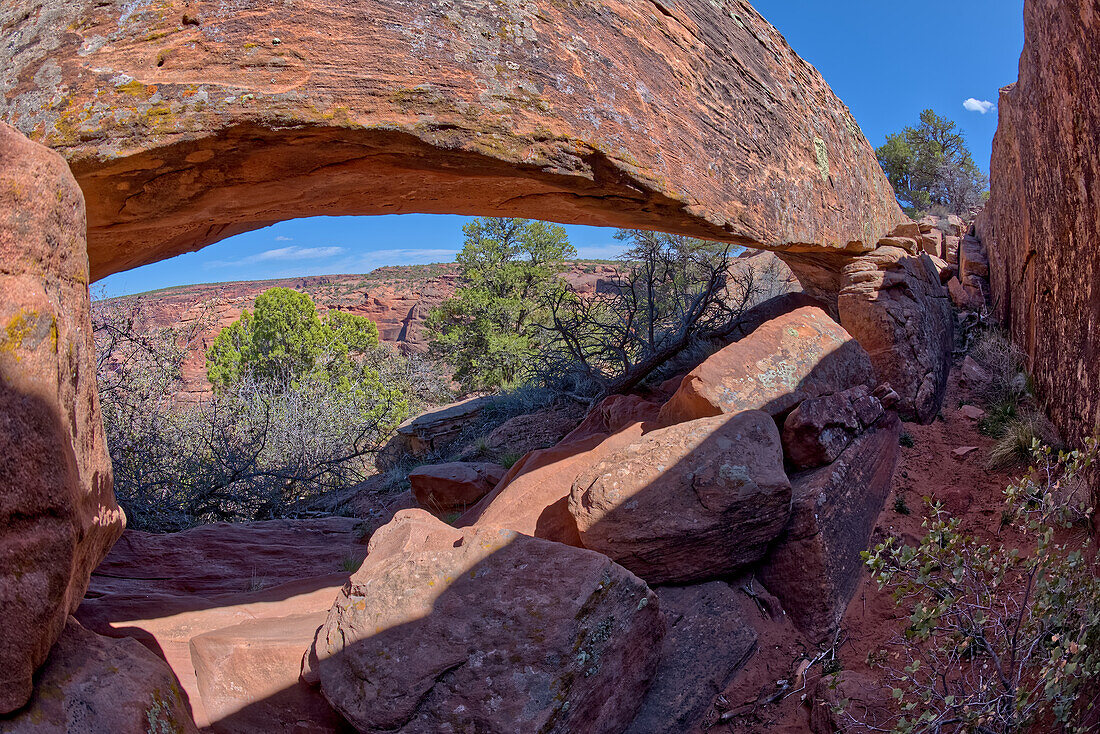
[75,518,364,730]
[569,410,791,585]
[0,122,125,713]
[624,582,758,734]
[658,305,874,425]
[0,617,197,733]
[459,419,652,546]
[408,461,505,514]
[837,245,953,424]
[562,394,663,443]
[759,412,901,642]
[1,2,902,280]
[311,510,664,734]
[978,0,1100,447]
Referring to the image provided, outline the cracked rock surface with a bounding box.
[0,0,903,279]
[310,509,663,734]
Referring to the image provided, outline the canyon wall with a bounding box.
[978,0,1100,445]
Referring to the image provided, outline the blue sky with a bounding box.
[96,0,1025,298]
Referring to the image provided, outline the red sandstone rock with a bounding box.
[0,122,125,713]
[958,356,993,391]
[837,245,953,424]
[459,421,650,546]
[782,386,884,470]
[459,401,587,461]
[759,413,901,642]
[75,518,364,730]
[569,411,791,585]
[408,461,505,514]
[959,235,990,280]
[0,2,902,280]
[312,510,664,734]
[562,394,663,443]
[943,235,962,263]
[960,405,987,421]
[658,306,874,425]
[978,0,1100,446]
[0,617,197,733]
[190,612,347,734]
[624,582,758,734]
[378,396,495,469]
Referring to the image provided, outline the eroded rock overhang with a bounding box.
[0,0,904,279]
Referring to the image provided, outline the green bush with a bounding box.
[858,440,1100,733]
[95,294,434,531]
[427,217,575,392]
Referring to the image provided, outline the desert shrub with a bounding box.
[111,376,405,530]
[854,440,1100,733]
[968,327,1061,468]
[988,415,1060,471]
[95,294,422,531]
[971,328,1029,409]
[361,344,454,413]
[536,232,793,401]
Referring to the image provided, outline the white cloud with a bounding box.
[275,235,293,241]
[963,98,996,114]
[205,245,345,268]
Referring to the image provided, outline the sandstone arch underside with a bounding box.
[1,0,904,280]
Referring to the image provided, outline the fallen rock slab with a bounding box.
[408,462,505,514]
[190,612,348,734]
[658,306,874,425]
[570,410,791,585]
[760,412,901,642]
[624,582,758,734]
[459,421,650,546]
[312,510,663,734]
[75,518,365,729]
[0,617,197,733]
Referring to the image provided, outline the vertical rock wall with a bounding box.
[979,0,1100,444]
[0,122,124,714]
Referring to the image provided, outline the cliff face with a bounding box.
[978,0,1100,444]
[107,262,620,401]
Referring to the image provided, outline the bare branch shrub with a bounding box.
[93,297,417,531]
[535,232,794,401]
[968,326,1062,468]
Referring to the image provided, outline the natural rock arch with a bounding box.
[1,0,904,279]
[0,0,957,719]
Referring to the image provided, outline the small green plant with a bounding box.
[899,431,915,448]
[498,451,523,470]
[340,556,364,573]
[858,439,1100,734]
[248,570,267,592]
[978,398,1019,437]
[988,417,1049,470]
[892,494,911,516]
